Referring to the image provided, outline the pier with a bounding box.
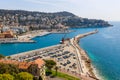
[70,30,99,80]
[76,30,98,39]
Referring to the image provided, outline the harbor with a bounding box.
[9,30,99,80]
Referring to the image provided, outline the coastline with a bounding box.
[71,30,99,80]
[9,44,62,59]
[92,64,103,80]
[79,46,99,79]
[7,30,100,80]
[0,29,72,44]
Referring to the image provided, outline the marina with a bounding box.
[9,30,98,80]
[1,22,120,80]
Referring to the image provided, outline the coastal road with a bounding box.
[69,30,98,80]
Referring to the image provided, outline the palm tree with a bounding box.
[55,66,58,75]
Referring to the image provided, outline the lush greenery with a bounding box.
[44,60,56,71]
[45,60,79,80]
[0,72,33,80]
[46,69,80,80]
[16,72,33,80]
[0,74,14,80]
[27,64,38,76]
[0,63,19,75]
[0,63,34,80]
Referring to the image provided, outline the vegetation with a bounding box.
[0,74,14,80]
[28,64,38,76]
[16,72,33,80]
[45,59,79,80]
[46,69,80,80]
[0,72,33,80]
[54,66,59,75]
[0,63,34,80]
[2,74,14,80]
[44,60,56,71]
[0,63,19,75]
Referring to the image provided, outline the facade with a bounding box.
[0,30,15,38]
[0,34,5,38]
[0,58,46,80]
[0,23,3,33]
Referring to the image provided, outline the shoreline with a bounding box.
[7,30,100,80]
[0,30,72,44]
[9,44,62,58]
[71,30,99,80]
[92,64,103,80]
[80,46,99,79]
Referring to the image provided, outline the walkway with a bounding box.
[69,30,99,80]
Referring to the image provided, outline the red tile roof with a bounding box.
[0,58,45,69]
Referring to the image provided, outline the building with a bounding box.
[2,30,14,38]
[0,34,5,38]
[0,58,46,80]
[0,30,16,38]
[0,22,3,33]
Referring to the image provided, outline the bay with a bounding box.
[0,21,119,80]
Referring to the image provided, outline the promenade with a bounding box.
[70,30,99,80]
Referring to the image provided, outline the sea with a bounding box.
[0,21,120,80]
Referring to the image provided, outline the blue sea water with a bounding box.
[80,22,120,80]
[0,22,120,80]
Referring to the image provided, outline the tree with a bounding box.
[8,64,19,75]
[16,72,33,80]
[2,74,14,80]
[55,66,59,75]
[0,63,19,75]
[0,74,3,80]
[44,60,56,71]
[0,63,11,74]
[28,64,38,76]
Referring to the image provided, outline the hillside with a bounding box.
[0,9,112,30]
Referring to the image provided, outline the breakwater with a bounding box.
[72,30,99,80]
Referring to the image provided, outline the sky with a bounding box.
[0,0,120,21]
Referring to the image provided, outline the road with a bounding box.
[70,30,99,80]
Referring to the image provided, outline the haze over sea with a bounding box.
[0,22,120,80]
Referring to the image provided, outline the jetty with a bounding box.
[76,30,98,39]
[70,30,99,80]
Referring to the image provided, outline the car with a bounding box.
[67,60,71,64]
[63,63,67,66]
[58,58,63,61]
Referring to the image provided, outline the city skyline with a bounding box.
[0,0,120,21]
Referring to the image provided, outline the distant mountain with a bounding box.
[0,9,112,30]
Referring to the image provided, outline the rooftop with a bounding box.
[0,58,45,69]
